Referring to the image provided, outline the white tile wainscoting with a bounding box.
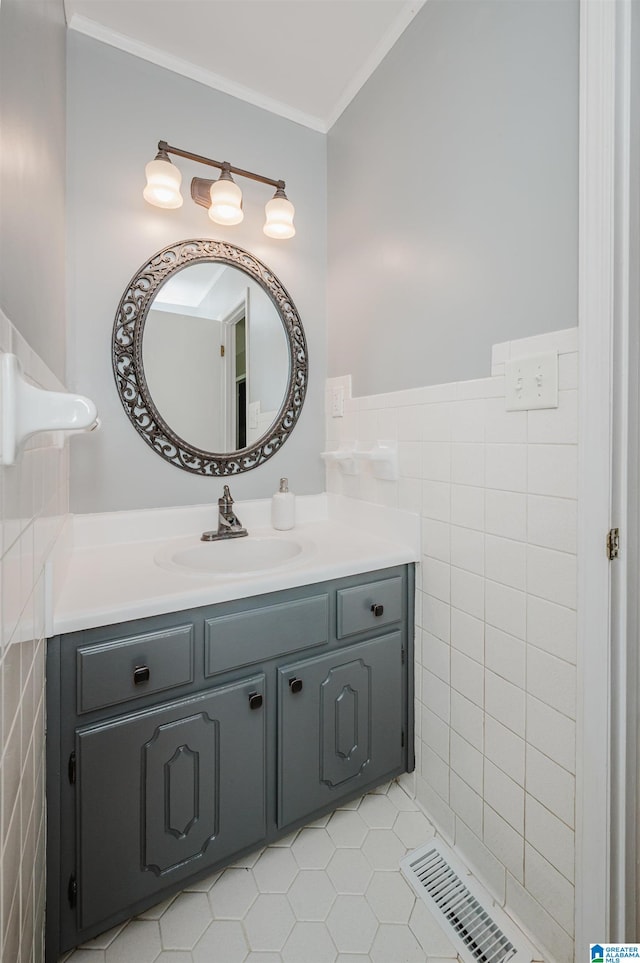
[0,312,73,963]
[325,328,578,963]
[0,316,578,963]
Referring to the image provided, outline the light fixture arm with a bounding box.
[157,140,286,192]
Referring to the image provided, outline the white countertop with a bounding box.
[51,494,420,635]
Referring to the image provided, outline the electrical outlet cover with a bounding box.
[505,351,558,411]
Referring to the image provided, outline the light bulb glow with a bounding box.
[209,176,244,226]
[143,157,183,209]
[264,193,295,239]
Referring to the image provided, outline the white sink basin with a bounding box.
[155,533,308,577]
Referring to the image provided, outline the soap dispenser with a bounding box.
[271,477,295,530]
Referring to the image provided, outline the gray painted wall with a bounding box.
[0,0,67,380]
[67,34,326,513]
[327,0,579,396]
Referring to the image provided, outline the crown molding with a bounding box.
[67,2,425,135]
[326,0,426,130]
[66,13,328,133]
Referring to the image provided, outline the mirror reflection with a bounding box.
[113,238,307,476]
[143,263,289,453]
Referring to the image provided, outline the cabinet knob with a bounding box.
[371,603,384,617]
[133,665,150,685]
[248,692,263,710]
[289,677,303,694]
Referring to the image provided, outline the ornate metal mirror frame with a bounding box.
[112,239,308,475]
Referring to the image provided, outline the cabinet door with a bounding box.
[76,675,266,932]
[277,634,403,828]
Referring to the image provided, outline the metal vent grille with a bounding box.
[401,842,533,963]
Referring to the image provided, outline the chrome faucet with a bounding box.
[201,485,248,541]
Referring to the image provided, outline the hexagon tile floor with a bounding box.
[60,780,462,963]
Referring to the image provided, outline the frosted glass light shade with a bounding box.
[209,176,244,226]
[143,157,183,209]
[264,194,295,239]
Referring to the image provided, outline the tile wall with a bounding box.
[0,310,71,963]
[325,328,578,963]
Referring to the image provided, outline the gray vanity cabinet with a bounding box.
[46,565,414,962]
[277,633,403,828]
[76,675,266,932]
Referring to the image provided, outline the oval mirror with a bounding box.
[112,239,308,475]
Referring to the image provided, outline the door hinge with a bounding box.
[401,648,405,665]
[607,527,620,560]
[401,730,405,748]
[220,345,225,357]
[67,874,77,908]
[68,751,76,785]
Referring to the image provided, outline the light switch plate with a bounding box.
[330,386,345,418]
[505,351,558,411]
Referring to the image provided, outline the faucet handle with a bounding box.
[201,484,247,540]
[219,484,233,509]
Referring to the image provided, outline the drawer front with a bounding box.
[337,576,403,639]
[205,595,329,677]
[77,625,194,713]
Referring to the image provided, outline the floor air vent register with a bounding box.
[400,841,538,963]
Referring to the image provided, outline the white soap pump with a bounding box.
[271,477,295,531]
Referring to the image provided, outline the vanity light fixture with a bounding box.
[143,146,183,209]
[208,165,244,226]
[264,187,296,239]
[143,140,296,238]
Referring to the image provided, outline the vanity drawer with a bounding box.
[337,576,403,638]
[205,595,329,676]
[76,625,195,713]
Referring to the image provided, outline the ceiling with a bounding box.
[64,0,424,132]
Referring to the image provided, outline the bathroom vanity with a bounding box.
[45,534,415,959]
[40,225,420,959]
